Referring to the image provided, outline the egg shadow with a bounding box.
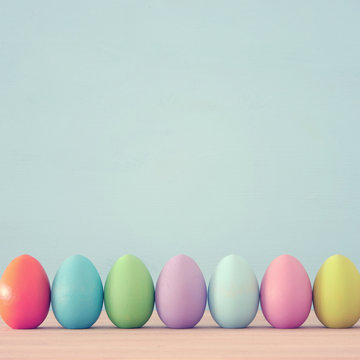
[35,323,360,330]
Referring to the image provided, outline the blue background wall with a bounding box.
[1,0,359,284]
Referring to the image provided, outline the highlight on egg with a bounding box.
[155,254,207,329]
[104,254,154,328]
[51,255,103,329]
[260,254,312,329]
[0,254,51,329]
[313,254,360,328]
[208,254,259,328]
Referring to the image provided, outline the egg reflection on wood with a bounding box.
[0,254,50,329]
[260,254,312,329]
[208,255,259,328]
[155,254,207,328]
[51,255,103,329]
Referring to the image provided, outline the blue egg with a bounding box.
[208,254,259,328]
[51,255,103,329]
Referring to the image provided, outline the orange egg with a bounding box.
[0,254,50,329]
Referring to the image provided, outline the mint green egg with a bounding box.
[208,254,259,328]
[104,254,154,328]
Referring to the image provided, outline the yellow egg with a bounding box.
[313,254,360,328]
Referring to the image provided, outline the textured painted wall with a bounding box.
[1,1,359,284]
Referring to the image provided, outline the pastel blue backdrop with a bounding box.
[1,1,359,284]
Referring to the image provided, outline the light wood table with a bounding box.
[0,311,359,359]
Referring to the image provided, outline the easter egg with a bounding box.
[104,254,154,328]
[0,254,50,329]
[208,254,259,328]
[155,254,207,328]
[313,254,360,328]
[51,255,103,329]
[260,254,312,328]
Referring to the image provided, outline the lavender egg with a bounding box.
[155,254,207,328]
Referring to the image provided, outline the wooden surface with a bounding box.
[0,311,359,359]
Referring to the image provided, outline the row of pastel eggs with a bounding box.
[0,253,359,330]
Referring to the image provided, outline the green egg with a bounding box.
[104,254,154,328]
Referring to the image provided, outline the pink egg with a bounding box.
[260,254,312,328]
[155,254,207,328]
